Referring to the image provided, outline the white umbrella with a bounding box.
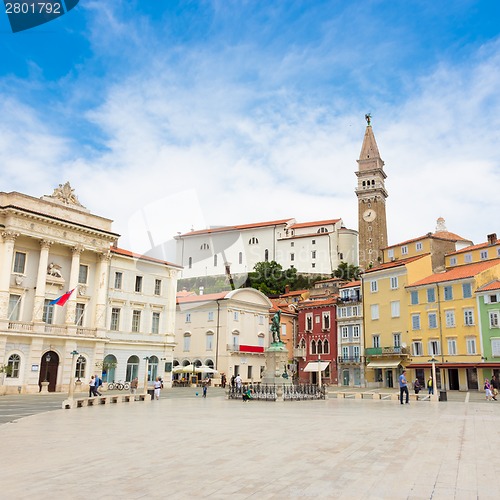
[198,365,218,374]
[172,364,218,374]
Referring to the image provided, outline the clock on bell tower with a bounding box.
[355,114,388,270]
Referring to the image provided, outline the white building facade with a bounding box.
[0,185,180,394]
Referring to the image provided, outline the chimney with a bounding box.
[487,233,497,245]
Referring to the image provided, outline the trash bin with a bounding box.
[439,390,447,402]
[148,389,155,399]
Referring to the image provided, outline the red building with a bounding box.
[296,297,338,385]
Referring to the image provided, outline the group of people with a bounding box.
[412,376,434,396]
[399,371,435,404]
[88,374,103,397]
[484,376,499,401]
[88,375,163,400]
[230,374,242,391]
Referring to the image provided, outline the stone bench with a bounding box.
[62,393,151,409]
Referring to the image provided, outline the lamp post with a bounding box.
[143,356,150,395]
[429,356,438,402]
[44,353,51,382]
[68,350,79,400]
[317,354,322,389]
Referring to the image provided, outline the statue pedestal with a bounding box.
[40,381,49,394]
[261,343,292,387]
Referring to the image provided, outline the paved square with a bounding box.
[1,390,498,499]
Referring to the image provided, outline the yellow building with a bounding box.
[445,233,500,268]
[406,259,500,392]
[362,254,433,388]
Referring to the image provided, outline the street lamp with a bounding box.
[44,353,51,382]
[143,356,150,395]
[317,354,322,389]
[68,350,79,400]
[428,356,438,402]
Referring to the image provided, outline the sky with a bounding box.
[1,0,500,262]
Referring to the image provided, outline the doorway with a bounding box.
[448,369,459,390]
[385,369,393,388]
[343,369,350,386]
[38,351,59,392]
[466,368,478,390]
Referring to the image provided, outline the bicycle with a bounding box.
[107,380,130,391]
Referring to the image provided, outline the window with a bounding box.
[311,340,317,354]
[258,314,264,325]
[233,311,239,321]
[444,286,453,301]
[401,245,408,255]
[132,310,141,332]
[412,341,423,356]
[317,340,323,354]
[464,309,474,326]
[373,335,380,348]
[154,279,162,296]
[370,280,378,293]
[311,240,315,245]
[281,324,286,337]
[114,272,122,289]
[370,304,379,320]
[447,338,457,355]
[208,311,214,321]
[315,315,320,324]
[312,251,316,259]
[110,308,121,331]
[449,257,457,266]
[429,340,441,355]
[75,303,85,326]
[317,227,328,233]
[412,313,421,330]
[416,242,423,251]
[200,243,209,250]
[466,337,477,355]
[390,276,399,289]
[462,283,472,299]
[305,314,313,331]
[464,253,472,263]
[445,310,455,328]
[290,253,295,261]
[232,333,239,349]
[135,276,143,293]
[342,346,348,359]
[8,294,21,321]
[312,263,316,268]
[188,257,192,269]
[239,252,243,264]
[427,288,435,303]
[13,252,26,274]
[7,354,20,378]
[43,300,54,324]
[151,312,160,334]
[75,356,86,380]
[264,249,269,261]
[258,334,265,347]
[491,338,500,357]
[148,356,159,382]
[183,333,191,351]
[393,333,401,348]
[489,311,499,328]
[341,326,348,339]
[387,249,394,259]
[353,325,360,338]
[352,305,359,316]
[391,301,400,318]
[428,312,437,329]
[206,332,214,350]
[353,345,360,360]
[489,294,498,304]
[322,312,330,330]
[78,264,88,284]
[411,291,419,305]
[214,254,218,266]
[480,250,488,260]
[249,237,259,245]
[185,312,191,323]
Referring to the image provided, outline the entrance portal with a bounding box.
[342,369,350,386]
[448,369,459,390]
[38,351,59,392]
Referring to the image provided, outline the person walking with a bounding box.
[235,374,242,393]
[399,370,409,405]
[484,379,493,401]
[130,377,138,395]
[202,380,208,398]
[94,374,102,396]
[414,378,421,395]
[89,375,96,397]
[490,375,499,401]
[221,373,226,388]
[427,376,434,395]
[153,376,162,400]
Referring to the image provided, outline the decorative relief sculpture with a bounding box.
[47,263,63,278]
[49,181,84,207]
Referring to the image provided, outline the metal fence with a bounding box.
[283,384,326,401]
[228,383,277,401]
[228,383,325,401]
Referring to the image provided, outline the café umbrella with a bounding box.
[172,364,218,374]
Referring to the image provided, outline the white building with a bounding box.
[175,218,358,282]
[0,185,180,394]
[175,288,273,383]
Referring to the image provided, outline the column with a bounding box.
[94,250,111,331]
[33,240,53,322]
[0,231,19,320]
[65,245,84,325]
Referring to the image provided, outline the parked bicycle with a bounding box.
[107,380,130,391]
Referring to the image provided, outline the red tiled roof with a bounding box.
[447,240,500,256]
[176,291,228,304]
[476,280,500,292]
[384,232,471,250]
[289,219,340,229]
[177,219,294,237]
[407,259,500,287]
[111,247,182,268]
[298,297,337,308]
[363,254,429,274]
[280,290,309,297]
[339,280,361,288]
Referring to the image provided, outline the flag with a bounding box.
[49,289,75,306]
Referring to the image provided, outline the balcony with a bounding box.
[337,356,365,365]
[337,296,362,304]
[226,344,265,353]
[365,346,409,357]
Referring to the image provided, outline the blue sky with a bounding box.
[1,1,500,259]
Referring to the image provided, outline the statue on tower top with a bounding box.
[365,113,372,126]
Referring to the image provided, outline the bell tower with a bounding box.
[355,114,388,270]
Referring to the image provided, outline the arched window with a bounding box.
[7,354,20,378]
[300,338,306,348]
[311,340,317,355]
[188,257,192,269]
[183,333,191,351]
[238,252,243,264]
[317,340,323,354]
[323,339,330,354]
[205,359,215,369]
[200,243,209,250]
[264,249,269,261]
[102,354,117,383]
[249,237,259,245]
[148,355,159,382]
[214,254,218,267]
[206,331,214,350]
[317,227,328,234]
[75,355,86,380]
[126,355,140,382]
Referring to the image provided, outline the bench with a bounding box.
[62,393,151,409]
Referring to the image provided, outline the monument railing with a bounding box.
[228,383,325,401]
[283,384,326,401]
[228,383,277,401]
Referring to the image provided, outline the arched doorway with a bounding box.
[102,354,117,383]
[148,356,159,382]
[38,351,59,392]
[126,355,140,382]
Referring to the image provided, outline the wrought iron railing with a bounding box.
[228,383,276,401]
[283,384,326,401]
[228,383,326,401]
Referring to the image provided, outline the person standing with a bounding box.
[94,374,102,396]
[221,373,226,388]
[89,375,96,397]
[414,378,421,395]
[202,380,208,398]
[153,376,162,400]
[427,376,434,395]
[235,374,242,393]
[130,377,139,394]
[484,379,493,401]
[490,375,499,401]
[399,370,409,405]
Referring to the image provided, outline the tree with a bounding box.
[245,261,298,296]
[333,262,361,281]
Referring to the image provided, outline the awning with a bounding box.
[304,361,330,372]
[366,360,401,369]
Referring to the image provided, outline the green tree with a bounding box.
[333,262,361,281]
[245,261,298,296]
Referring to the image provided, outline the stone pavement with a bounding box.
[1,388,499,499]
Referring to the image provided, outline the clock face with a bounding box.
[363,209,377,222]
